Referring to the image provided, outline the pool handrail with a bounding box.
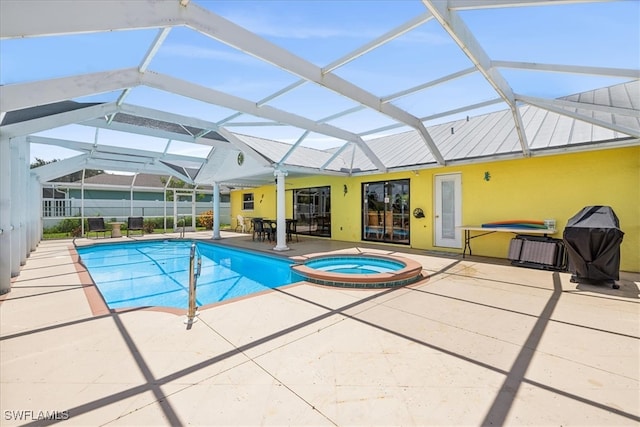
[185,242,202,324]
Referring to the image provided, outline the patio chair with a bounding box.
[252,218,266,241]
[235,214,246,233]
[286,219,299,243]
[87,217,110,239]
[127,216,144,237]
[264,220,277,242]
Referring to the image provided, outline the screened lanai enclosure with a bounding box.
[1,0,638,293]
[41,176,232,235]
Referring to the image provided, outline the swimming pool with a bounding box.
[77,240,302,310]
[291,254,423,288]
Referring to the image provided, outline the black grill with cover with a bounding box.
[563,206,624,289]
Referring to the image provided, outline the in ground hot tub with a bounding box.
[291,253,423,288]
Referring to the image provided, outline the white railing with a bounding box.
[185,242,202,325]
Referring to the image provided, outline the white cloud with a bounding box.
[161,43,259,64]
[221,11,377,40]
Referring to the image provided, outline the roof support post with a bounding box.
[212,182,221,240]
[273,169,289,252]
[29,173,41,251]
[163,176,171,232]
[130,173,138,218]
[0,135,12,293]
[9,139,22,276]
[19,141,28,266]
[80,169,86,237]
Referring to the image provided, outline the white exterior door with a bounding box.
[434,173,462,248]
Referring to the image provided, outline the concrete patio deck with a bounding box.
[1,231,639,426]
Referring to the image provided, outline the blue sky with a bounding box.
[1,0,638,163]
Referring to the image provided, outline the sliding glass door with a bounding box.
[293,186,331,237]
[362,179,410,244]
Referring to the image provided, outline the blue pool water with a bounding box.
[77,241,302,309]
[306,256,404,274]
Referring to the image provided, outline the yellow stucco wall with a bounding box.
[230,146,639,272]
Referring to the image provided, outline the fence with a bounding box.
[42,198,231,231]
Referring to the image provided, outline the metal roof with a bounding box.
[1,0,638,187]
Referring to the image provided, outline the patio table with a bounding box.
[107,222,125,238]
[458,225,557,258]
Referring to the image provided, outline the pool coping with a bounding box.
[290,252,424,288]
[71,239,313,317]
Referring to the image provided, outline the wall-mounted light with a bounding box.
[484,171,491,181]
[343,184,348,196]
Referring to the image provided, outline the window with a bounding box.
[242,193,254,210]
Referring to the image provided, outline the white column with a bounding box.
[0,138,12,293]
[80,169,86,236]
[191,191,196,230]
[30,175,40,251]
[130,173,137,218]
[172,189,177,231]
[273,169,289,251]
[25,142,38,253]
[18,141,27,265]
[212,182,221,240]
[9,140,21,276]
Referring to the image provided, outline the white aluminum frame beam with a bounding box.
[382,67,477,102]
[320,143,354,171]
[0,102,119,139]
[448,0,619,10]
[32,154,89,182]
[186,7,446,164]
[27,136,208,164]
[110,27,172,124]
[1,67,386,170]
[359,98,504,137]
[516,95,640,118]
[217,12,432,144]
[0,0,440,166]
[0,68,141,113]
[492,61,640,79]
[322,12,433,73]
[278,131,310,166]
[517,95,640,137]
[422,0,530,156]
[0,1,184,39]
[142,72,388,171]
[81,158,193,180]
[81,118,208,144]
